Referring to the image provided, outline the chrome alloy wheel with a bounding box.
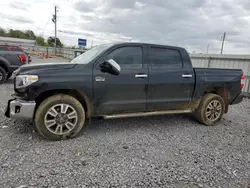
[44,104,78,135]
[205,100,222,121]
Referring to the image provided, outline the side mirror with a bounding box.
[100,59,121,75]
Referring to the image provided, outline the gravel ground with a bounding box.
[0,78,250,187]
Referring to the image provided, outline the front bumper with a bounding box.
[5,99,36,120]
[230,93,244,105]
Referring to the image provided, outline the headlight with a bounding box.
[15,75,39,89]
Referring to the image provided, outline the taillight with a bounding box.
[240,75,245,89]
[18,54,26,64]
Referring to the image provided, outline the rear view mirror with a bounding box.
[100,59,121,75]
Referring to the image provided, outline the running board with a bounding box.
[103,109,192,119]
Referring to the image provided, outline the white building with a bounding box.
[0,36,37,51]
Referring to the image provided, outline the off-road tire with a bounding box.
[35,94,85,141]
[0,67,7,84]
[194,93,225,126]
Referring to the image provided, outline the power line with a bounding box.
[41,17,51,37]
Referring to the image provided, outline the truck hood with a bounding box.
[14,62,76,75]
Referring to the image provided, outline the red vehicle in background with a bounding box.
[0,45,32,63]
[0,45,31,84]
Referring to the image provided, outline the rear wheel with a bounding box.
[194,93,225,126]
[35,94,85,141]
[0,67,7,84]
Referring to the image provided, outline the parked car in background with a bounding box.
[0,45,32,64]
[5,42,244,140]
[0,45,29,84]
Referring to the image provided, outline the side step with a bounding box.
[103,109,192,119]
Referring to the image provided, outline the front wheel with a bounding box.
[35,94,85,141]
[194,93,225,126]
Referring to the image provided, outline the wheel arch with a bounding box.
[34,89,92,118]
[203,86,229,113]
[0,61,8,73]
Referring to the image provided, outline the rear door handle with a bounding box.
[182,74,193,78]
[135,74,148,78]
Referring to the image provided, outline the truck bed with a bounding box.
[193,68,243,104]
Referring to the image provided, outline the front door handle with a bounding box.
[182,74,193,78]
[135,74,148,78]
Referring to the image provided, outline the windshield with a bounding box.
[70,43,114,64]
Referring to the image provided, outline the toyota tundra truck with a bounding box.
[5,42,244,140]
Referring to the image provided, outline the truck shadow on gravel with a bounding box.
[8,114,199,141]
[73,114,200,139]
[86,114,197,130]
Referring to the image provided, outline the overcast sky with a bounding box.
[1,0,250,54]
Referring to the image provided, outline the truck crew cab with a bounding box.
[5,42,244,140]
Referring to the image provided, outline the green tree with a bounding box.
[0,29,37,40]
[8,29,26,38]
[0,28,6,37]
[47,36,64,47]
[36,36,46,46]
[0,28,62,47]
[24,30,36,39]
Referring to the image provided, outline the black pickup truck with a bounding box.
[5,42,244,140]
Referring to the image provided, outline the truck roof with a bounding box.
[112,42,186,51]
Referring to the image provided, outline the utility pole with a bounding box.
[207,44,209,54]
[220,32,226,54]
[55,6,57,54]
[52,6,57,55]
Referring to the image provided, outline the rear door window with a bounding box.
[149,47,183,68]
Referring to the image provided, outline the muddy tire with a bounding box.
[35,94,85,141]
[0,67,7,84]
[194,93,225,126]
